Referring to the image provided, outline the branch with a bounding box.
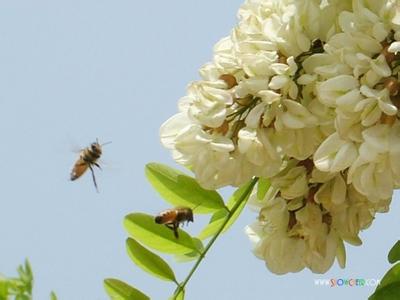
[173,177,259,298]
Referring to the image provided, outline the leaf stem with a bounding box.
[173,177,259,298]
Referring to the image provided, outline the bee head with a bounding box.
[186,209,194,222]
[91,142,102,154]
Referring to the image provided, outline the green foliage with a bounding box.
[378,263,400,291]
[126,238,177,282]
[170,288,184,300]
[0,260,56,300]
[106,162,260,300]
[174,238,204,263]
[369,280,400,300]
[256,177,270,200]
[369,241,400,300]
[104,279,149,300]
[49,292,57,300]
[145,163,226,213]
[0,260,33,300]
[388,241,400,264]
[198,180,256,240]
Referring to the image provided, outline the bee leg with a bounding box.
[88,165,99,193]
[172,222,179,239]
[164,223,179,238]
[164,223,174,230]
[94,162,102,170]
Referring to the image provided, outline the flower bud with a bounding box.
[384,77,400,96]
[235,95,254,106]
[382,43,397,64]
[219,74,237,89]
[380,113,397,126]
[214,120,230,135]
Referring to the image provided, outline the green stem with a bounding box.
[173,177,259,298]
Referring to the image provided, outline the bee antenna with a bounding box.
[101,141,112,146]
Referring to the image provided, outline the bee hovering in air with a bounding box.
[155,207,194,239]
[70,139,111,192]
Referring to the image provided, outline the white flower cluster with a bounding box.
[161,0,400,274]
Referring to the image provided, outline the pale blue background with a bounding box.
[0,1,398,299]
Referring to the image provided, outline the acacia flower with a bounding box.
[161,0,400,274]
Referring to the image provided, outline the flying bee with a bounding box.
[155,207,194,239]
[70,139,111,192]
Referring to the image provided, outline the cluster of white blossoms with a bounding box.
[161,0,400,274]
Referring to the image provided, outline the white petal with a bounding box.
[317,75,359,107]
[210,136,235,152]
[160,113,191,148]
[246,103,266,128]
[269,75,288,90]
[314,133,358,172]
[388,41,400,54]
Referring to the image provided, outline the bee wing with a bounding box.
[71,146,83,154]
[70,160,89,181]
[66,135,84,153]
[96,158,120,173]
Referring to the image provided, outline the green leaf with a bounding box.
[389,241,400,264]
[170,288,185,300]
[198,180,255,240]
[369,281,400,300]
[145,163,225,213]
[104,278,149,300]
[375,263,400,293]
[50,291,58,300]
[124,213,198,255]
[24,260,32,279]
[0,280,9,298]
[17,260,32,293]
[174,238,204,262]
[176,291,185,300]
[126,238,176,282]
[222,182,253,232]
[257,177,270,200]
[197,210,227,240]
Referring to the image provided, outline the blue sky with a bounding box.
[0,1,399,299]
